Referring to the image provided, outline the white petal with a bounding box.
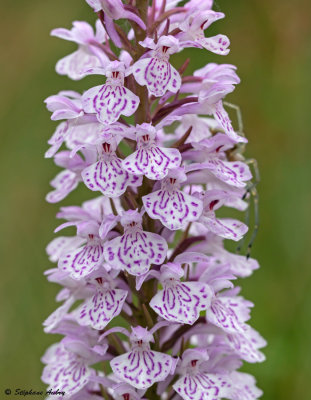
[111,349,175,389]
[173,373,232,400]
[59,243,104,280]
[133,58,181,97]
[143,189,203,230]
[82,158,142,197]
[56,48,102,81]
[122,146,181,180]
[77,288,127,330]
[104,231,168,276]
[150,282,212,324]
[82,84,139,125]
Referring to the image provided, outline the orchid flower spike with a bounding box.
[43,2,265,398]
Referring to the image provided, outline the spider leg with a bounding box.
[223,101,244,134]
[236,189,251,253]
[237,158,260,256]
[223,101,247,159]
[222,103,260,258]
[246,186,260,259]
[245,158,260,189]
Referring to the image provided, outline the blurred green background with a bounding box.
[0,0,310,398]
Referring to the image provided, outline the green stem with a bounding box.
[109,198,118,216]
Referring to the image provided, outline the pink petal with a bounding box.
[142,189,203,230]
[214,101,247,143]
[77,288,127,330]
[82,158,142,197]
[104,14,122,47]
[133,58,181,97]
[150,281,212,325]
[45,121,70,158]
[227,254,260,278]
[200,215,248,241]
[46,236,86,263]
[123,10,146,30]
[229,371,263,400]
[199,158,252,187]
[111,349,175,389]
[50,28,74,41]
[205,297,247,334]
[82,84,139,124]
[46,170,79,203]
[226,327,266,363]
[56,48,102,81]
[122,147,181,180]
[173,372,232,400]
[45,357,92,397]
[199,34,230,56]
[43,297,74,333]
[59,243,104,280]
[104,232,168,276]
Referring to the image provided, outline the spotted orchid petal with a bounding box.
[42,337,105,398]
[229,371,263,400]
[214,101,247,143]
[223,252,259,278]
[43,297,75,333]
[51,20,109,77]
[46,236,86,263]
[225,326,266,364]
[132,36,181,97]
[59,240,105,280]
[103,230,168,276]
[82,156,142,197]
[181,11,225,32]
[82,84,139,125]
[122,147,181,180]
[180,35,230,56]
[77,286,127,330]
[179,10,230,56]
[45,354,93,397]
[45,93,83,121]
[142,188,203,230]
[133,57,181,97]
[198,35,230,55]
[45,121,71,158]
[85,0,103,12]
[99,214,120,240]
[173,372,232,400]
[186,159,252,188]
[46,170,79,203]
[56,48,103,81]
[200,215,248,241]
[205,297,247,334]
[122,123,181,180]
[111,349,175,390]
[150,280,212,325]
[82,61,139,124]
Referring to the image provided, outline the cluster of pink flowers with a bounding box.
[42,1,265,399]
